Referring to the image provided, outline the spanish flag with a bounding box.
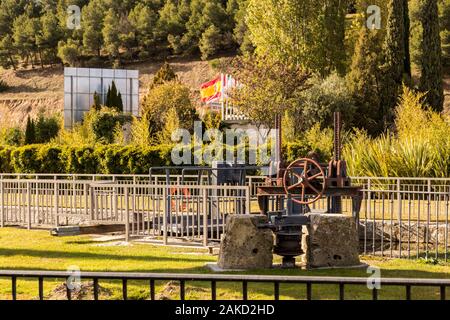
[200,76,222,103]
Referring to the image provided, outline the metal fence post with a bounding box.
[113,186,118,221]
[163,187,168,245]
[397,179,402,257]
[27,182,31,230]
[0,178,4,228]
[203,188,208,247]
[125,187,130,242]
[90,185,95,221]
[84,183,89,217]
[54,181,59,227]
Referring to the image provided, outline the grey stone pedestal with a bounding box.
[302,213,360,269]
[218,215,274,270]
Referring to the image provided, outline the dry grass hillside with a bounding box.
[0,57,219,128]
[0,58,448,127]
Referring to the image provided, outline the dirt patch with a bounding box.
[47,281,113,300]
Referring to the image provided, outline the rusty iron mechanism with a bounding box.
[257,112,363,268]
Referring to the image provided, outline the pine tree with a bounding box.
[129,3,158,53]
[82,0,105,56]
[102,8,121,59]
[200,25,222,60]
[151,62,178,88]
[419,0,444,112]
[24,116,36,145]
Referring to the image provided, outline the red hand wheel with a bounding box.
[283,158,325,205]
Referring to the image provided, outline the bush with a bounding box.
[141,81,198,141]
[1,127,23,146]
[35,113,60,144]
[0,79,9,92]
[0,144,174,174]
[344,87,450,178]
[84,108,132,144]
[299,73,356,131]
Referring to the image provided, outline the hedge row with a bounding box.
[0,145,173,174]
[0,143,310,174]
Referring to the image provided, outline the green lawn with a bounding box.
[0,228,449,300]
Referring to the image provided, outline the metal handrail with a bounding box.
[0,270,448,301]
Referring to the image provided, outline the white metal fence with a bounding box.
[0,174,449,259]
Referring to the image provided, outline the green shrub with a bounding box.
[0,144,175,174]
[83,108,132,144]
[62,146,98,174]
[344,87,450,178]
[10,145,41,173]
[2,127,23,146]
[35,114,60,144]
[141,81,198,142]
[0,146,13,173]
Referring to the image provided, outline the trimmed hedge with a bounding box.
[0,144,174,174]
[0,143,311,174]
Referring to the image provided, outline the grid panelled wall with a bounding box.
[64,68,139,128]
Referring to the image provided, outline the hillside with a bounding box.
[0,58,449,128]
[0,57,219,127]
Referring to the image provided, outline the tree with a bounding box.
[24,116,36,145]
[57,39,80,66]
[200,25,222,60]
[151,62,178,88]
[82,0,105,56]
[105,81,124,112]
[419,0,444,112]
[141,82,197,140]
[129,3,158,53]
[157,0,190,51]
[181,0,228,54]
[246,0,348,76]
[37,11,64,65]
[92,91,102,110]
[232,0,254,54]
[229,55,310,129]
[380,0,409,128]
[102,8,121,59]
[0,35,17,70]
[347,27,385,135]
[35,113,60,143]
[440,0,450,67]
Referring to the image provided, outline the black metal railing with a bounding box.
[0,270,449,301]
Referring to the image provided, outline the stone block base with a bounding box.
[218,215,274,270]
[302,213,360,269]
